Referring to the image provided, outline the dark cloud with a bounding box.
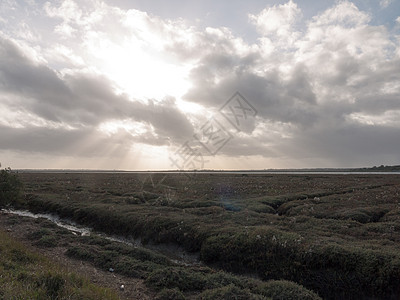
[0,35,194,155]
[175,2,400,165]
[0,122,169,156]
[184,63,319,129]
[0,124,103,155]
[276,123,400,166]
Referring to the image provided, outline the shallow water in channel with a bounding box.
[1,208,200,266]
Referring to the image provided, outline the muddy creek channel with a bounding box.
[1,209,201,267]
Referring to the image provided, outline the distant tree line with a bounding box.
[359,165,400,171]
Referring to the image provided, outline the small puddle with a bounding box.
[1,209,200,266]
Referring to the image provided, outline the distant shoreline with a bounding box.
[14,169,400,175]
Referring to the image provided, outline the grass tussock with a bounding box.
[0,168,23,208]
[63,231,321,299]
[0,229,118,300]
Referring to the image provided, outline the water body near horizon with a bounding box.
[15,170,400,175]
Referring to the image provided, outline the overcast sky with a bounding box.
[1,0,400,170]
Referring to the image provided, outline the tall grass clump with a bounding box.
[0,167,23,207]
[0,229,119,299]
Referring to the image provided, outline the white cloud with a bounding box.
[45,44,85,67]
[183,1,400,165]
[249,0,301,36]
[294,2,393,102]
[44,0,82,23]
[0,0,18,12]
[43,1,201,100]
[13,21,41,43]
[54,23,76,37]
[310,1,370,27]
[380,0,393,8]
[248,1,301,48]
[347,110,400,126]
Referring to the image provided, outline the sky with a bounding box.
[0,0,400,170]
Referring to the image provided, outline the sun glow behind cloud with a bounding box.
[46,0,195,101]
[96,43,192,100]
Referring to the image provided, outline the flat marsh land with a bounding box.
[3,172,400,299]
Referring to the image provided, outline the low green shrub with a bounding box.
[101,239,172,265]
[37,273,65,299]
[332,208,388,223]
[28,228,53,240]
[10,248,35,264]
[204,271,244,289]
[155,288,186,300]
[66,242,167,279]
[145,267,208,291]
[35,235,58,248]
[199,284,265,300]
[0,168,23,207]
[255,280,321,300]
[66,246,97,262]
[113,256,162,278]
[200,227,301,276]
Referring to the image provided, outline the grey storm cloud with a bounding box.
[277,124,400,166]
[0,123,170,156]
[0,35,194,154]
[172,5,400,166]
[0,124,101,154]
[184,63,319,129]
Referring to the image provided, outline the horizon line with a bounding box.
[11,165,400,173]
